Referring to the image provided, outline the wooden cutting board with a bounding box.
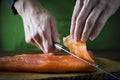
[0,57,120,80]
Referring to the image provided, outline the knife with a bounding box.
[54,43,120,80]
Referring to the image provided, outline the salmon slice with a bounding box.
[0,53,96,72]
[63,36,95,63]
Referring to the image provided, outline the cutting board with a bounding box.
[0,51,120,80]
[0,57,120,80]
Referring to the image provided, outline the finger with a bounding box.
[32,33,45,52]
[50,17,60,43]
[22,16,40,47]
[38,19,54,53]
[74,0,97,42]
[42,29,54,53]
[24,25,39,47]
[81,1,105,41]
[27,15,46,51]
[23,20,31,43]
[23,21,39,47]
[70,0,83,39]
[29,38,39,48]
[89,7,112,40]
[74,20,84,41]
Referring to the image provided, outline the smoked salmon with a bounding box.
[63,36,95,63]
[0,36,96,72]
[0,53,96,72]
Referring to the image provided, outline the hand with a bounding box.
[14,0,59,53]
[71,0,120,42]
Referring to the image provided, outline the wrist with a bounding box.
[14,0,43,17]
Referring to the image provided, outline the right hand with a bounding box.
[14,0,60,53]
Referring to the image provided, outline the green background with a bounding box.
[0,0,120,51]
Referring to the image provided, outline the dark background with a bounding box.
[0,0,120,51]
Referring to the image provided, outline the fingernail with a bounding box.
[89,35,95,41]
[81,37,86,42]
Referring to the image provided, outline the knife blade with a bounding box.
[54,43,120,80]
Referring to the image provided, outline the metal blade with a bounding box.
[54,43,120,80]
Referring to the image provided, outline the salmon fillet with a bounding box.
[0,53,96,72]
[0,36,96,72]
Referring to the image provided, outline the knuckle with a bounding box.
[93,0,98,4]
[86,0,97,5]
[71,17,76,26]
[96,1,106,9]
[76,0,80,3]
[107,2,113,9]
[107,3,115,15]
[98,21,104,27]
[72,15,77,21]
[99,0,106,6]
[45,15,49,21]
[72,21,76,26]
[75,0,81,7]
[86,19,93,27]
[76,18,84,24]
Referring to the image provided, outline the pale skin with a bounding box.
[14,0,60,53]
[71,0,120,42]
[14,0,120,53]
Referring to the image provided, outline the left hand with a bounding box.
[71,0,120,42]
